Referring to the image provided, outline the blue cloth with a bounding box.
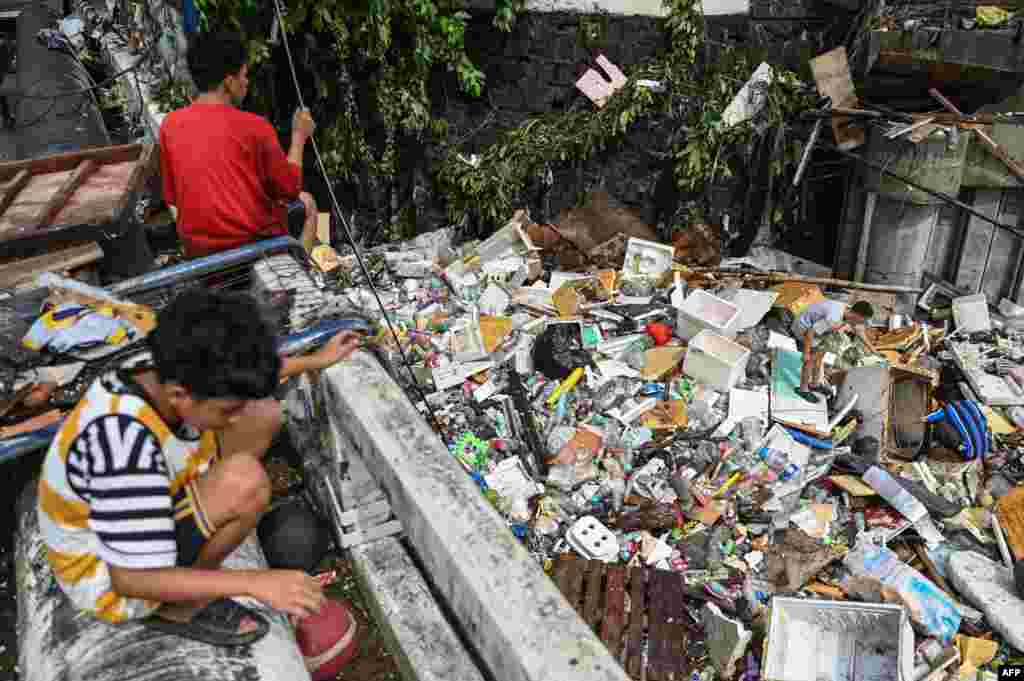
[182,0,200,35]
[22,304,136,354]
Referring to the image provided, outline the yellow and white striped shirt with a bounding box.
[37,370,218,623]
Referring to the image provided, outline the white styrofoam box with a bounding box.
[952,293,991,334]
[566,515,619,562]
[683,330,750,392]
[764,598,915,681]
[677,289,740,341]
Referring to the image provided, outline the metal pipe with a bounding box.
[109,236,302,296]
[0,317,354,464]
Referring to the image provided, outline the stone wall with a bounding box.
[430,10,672,228]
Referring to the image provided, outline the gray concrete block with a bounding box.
[320,352,629,681]
[16,482,310,681]
[948,551,1024,652]
[351,538,487,681]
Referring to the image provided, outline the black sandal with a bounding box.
[793,388,820,403]
[141,598,270,647]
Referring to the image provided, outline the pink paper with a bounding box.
[596,55,627,89]
[575,69,615,108]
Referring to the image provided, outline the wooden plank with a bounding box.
[954,190,1003,292]
[28,160,97,232]
[562,558,586,610]
[0,241,102,288]
[601,566,627,659]
[626,567,646,679]
[583,561,604,631]
[112,143,156,221]
[0,143,142,181]
[52,161,135,227]
[0,169,30,219]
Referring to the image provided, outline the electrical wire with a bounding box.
[270,0,449,441]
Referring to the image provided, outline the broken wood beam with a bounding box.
[687,268,924,294]
[29,159,97,231]
[0,169,30,217]
[929,88,1024,184]
[0,241,102,288]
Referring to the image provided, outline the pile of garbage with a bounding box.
[321,208,1024,680]
[6,205,1024,680]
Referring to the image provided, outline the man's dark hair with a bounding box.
[850,301,875,319]
[187,32,247,93]
[149,290,281,400]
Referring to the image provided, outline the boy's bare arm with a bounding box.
[109,565,323,617]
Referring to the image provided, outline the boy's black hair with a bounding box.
[849,301,875,319]
[149,290,281,400]
[186,32,247,94]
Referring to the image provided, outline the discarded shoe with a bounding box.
[793,388,819,403]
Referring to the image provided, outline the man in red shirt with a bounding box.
[160,33,319,258]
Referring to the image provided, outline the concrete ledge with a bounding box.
[285,372,484,681]
[351,538,488,681]
[317,353,629,681]
[16,482,310,681]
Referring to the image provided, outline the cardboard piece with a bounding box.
[478,315,513,353]
[552,285,583,318]
[809,47,866,150]
[316,212,331,244]
[641,346,686,380]
[955,636,997,679]
[996,486,1024,560]
[640,400,688,430]
[771,282,825,316]
[829,474,877,497]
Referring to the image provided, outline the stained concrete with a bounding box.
[319,352,630,681]
[948,551,1024,653]
[16,482,310,681]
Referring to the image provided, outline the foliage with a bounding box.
[175,0,812,239]
[190,0,520,187]
[436,77,664,225]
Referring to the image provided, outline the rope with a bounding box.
[270,0,449,442]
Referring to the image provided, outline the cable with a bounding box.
[270,0,449,441]
[0,23,161,102]
[824,142,1024,239]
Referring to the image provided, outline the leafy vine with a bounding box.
[159,0,813,241]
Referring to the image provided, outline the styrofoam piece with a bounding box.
[1000,298,1024,318]
[621,238,674,276]
[725,289,779,330]
[566,515,619,562]
[952,293,991,334]
[764,597,915,681]
[677,289,740,340]
[683,330,751,392]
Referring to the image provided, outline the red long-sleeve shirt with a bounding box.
[159,102,302,257]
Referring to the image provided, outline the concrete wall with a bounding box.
[311,352,630,681]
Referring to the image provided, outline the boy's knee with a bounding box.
[219,455,272,516]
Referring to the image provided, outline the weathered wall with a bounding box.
[436,10,673,227]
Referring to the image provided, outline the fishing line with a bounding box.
[270,0,449,441]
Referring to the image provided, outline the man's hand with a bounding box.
[249,570,325,618]
[311,331,362,369]
[292,108,316,140]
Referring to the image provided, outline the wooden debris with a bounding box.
[552,556,699,680]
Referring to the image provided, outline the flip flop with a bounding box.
[141,598,270,647]
[793,388,819,404]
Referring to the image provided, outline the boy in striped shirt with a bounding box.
[38,290,360,645]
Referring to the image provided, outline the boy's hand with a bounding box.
[250,570,324,618]
[312,331,362,369]
[292,108,316,140]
